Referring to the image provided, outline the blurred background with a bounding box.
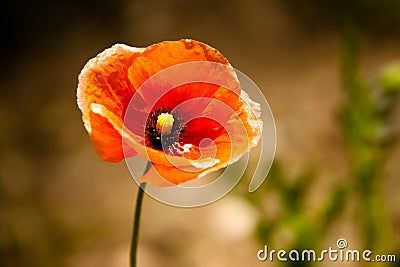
[1,0,400,266]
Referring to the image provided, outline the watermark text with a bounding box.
[257,238,396,263]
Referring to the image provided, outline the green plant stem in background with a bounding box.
[248,25,399,267]
[130,161,152,267]
[340,25,399,250]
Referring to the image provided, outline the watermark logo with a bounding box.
[257,238,396,263]
[123,61,276,207]
[336,238,348,249]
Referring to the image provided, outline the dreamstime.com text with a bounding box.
[257,238,396,263]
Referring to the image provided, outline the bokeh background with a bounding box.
[1,0,400,266]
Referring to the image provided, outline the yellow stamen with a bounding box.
[156,113,174,134]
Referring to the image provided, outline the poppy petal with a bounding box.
[77,44,144,161]
[140,163,209,186]
[238,91,262,148]
[127,40,240,113]
[128,39,230,90]
[140,91,262,185]
[88,103,137,162]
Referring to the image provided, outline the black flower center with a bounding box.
[145,107,186,152]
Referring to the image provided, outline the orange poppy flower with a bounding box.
[77,39,262,186]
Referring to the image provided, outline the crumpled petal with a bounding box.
[77,44,144,162]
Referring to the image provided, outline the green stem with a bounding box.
[130,161,152,267]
